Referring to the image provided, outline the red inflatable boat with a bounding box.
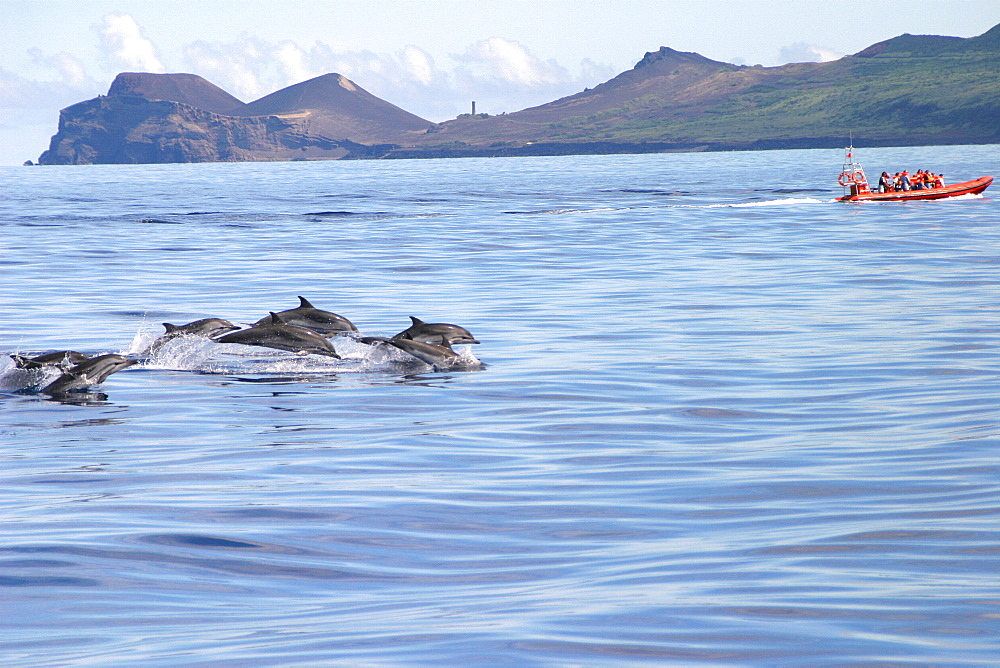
[835,146,992,202]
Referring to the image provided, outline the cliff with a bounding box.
[38,96,357,164]
[38,72,429,165]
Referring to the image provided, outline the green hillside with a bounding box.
[402,24,1000,154]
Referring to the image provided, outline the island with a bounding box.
[37,23,1000,165]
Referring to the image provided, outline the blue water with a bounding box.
[2,146,999,665]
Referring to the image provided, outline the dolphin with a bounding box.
[393,316,480,346]
[252,296,357,336]
[357,336,392,345]
[42,354,137,395]
[162,318,240,339]
[385,338,464,370]
[216,313,341,358]
[11,350,90,371]
[146,317,240,352]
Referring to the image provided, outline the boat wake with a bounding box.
[700,196,834,208]
[504,206,621,215]
[505,197,834,216]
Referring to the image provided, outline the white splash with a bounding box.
[0,357,63,392]
[135,330,482,376]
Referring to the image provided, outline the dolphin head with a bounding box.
[396,316,480,345]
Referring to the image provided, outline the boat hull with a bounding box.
[837,176,992,201]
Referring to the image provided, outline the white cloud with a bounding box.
[453,37,568,87]
[579,58,615,82]
[183,35,276,99]
[0,57,102,110]
[176,34,603,119]
[96,14,165,73]
[10,13,618,128]
[400,45,435,86]
[442,38,616,118]
[182,36,358,100]
[778,42,843,64]
[29,49,89,87]
[274,41,314,84]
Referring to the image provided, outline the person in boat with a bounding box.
[912,170,926,189]
[898,170,911,191]
[878,171,894,193]
[931,173,944,188]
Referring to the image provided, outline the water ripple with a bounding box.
[1,147,999,664]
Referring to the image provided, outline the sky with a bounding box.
[2,0,999,165]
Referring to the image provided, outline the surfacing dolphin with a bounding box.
[11,350,90,371]
[217,313,340,358]
[42,354,137,395]
[393,316,480,346]
[385,338,468,371]
[146,318,240,353]
[252,296,357,336]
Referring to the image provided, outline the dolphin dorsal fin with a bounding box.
[297,296,313,308]
[409,316,425,326]
[269,312,284,325]
[163,323,179,333]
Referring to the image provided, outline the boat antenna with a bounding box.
[838,133,868,195]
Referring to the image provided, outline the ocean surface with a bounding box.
[1,146,998,665]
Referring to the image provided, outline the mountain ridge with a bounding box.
[410,23,1000,154]
[36,23,1000,164]
[234,73,433,143]
[107,72,246,114]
